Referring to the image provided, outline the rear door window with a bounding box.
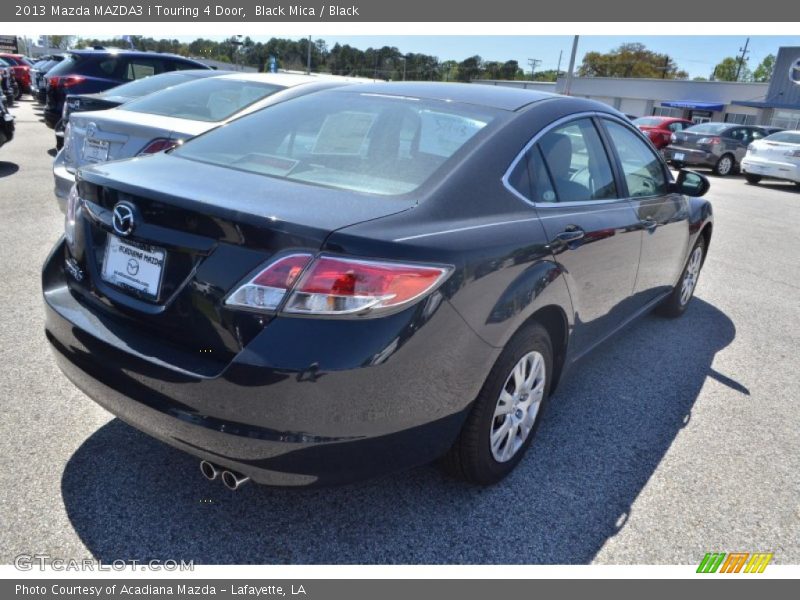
[124,58,165,80]
[536,118,617,203]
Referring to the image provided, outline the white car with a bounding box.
[53,72,363,212]
[740,130,800,188]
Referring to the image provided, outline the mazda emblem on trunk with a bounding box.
[112,203,135,236]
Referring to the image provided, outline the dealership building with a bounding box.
[476,46,800,130]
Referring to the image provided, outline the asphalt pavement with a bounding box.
[0,98,798,564]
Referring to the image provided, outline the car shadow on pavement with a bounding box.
[61,297,739,564]
[0,161,19,177]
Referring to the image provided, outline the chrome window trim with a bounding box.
[502,111,668,208]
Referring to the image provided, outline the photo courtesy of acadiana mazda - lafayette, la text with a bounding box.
[42,82,713,490]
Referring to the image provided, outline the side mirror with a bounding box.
[672,169,710,197]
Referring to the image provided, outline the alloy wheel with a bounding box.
[490,351,546,463]
[680,246,703,306]
[717,156,733,175]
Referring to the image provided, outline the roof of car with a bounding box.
[213,72,371,87]
[328,81,558,111]
[68,49,200,61]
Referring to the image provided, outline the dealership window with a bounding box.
[652,106,683,118]
[724,112,756,125]
[770,110,800,130]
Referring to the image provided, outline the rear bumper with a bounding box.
[741,157,800,183]
[663,146,717,167]
[53,150,74,213]
[43,239,497,487]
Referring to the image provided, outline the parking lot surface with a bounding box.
[1,98,798,564]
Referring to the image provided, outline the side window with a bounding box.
[507,152,533,200]
[537,118,617,203]
[124,58,163,81]
[751,129,766,141]
[96,57,120,77]
[604,120,668,198]
[172,60,200,71]
[668,121,684,132]
[727,128,745,142]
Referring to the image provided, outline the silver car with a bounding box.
[54,73,359,212]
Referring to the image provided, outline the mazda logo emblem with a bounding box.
[791,59,800,85]
[112,203,135,237]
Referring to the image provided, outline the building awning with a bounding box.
[732,100,800,110]
[660,100,725,111]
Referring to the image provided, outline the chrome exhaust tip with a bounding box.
[199,460,219,481]
[221,469,250,491]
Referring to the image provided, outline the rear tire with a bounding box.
[713,154,735,176]
[657,236,706,318]
[55,136,63,151]
[441,322,553,485]
[745,174,762,185]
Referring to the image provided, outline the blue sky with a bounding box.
[219,35,800,78]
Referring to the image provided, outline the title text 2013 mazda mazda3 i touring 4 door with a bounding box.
[42,83,713,489]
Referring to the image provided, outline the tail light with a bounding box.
[697,136,721,145]
[49,75,85,89]
[226,255,451,317]
[138,138,177,155]
[226,254,313,311]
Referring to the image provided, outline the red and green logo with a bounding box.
[697,552,773,573]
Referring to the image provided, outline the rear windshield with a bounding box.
[764,131,800,144]
[633,117,665,127]
[174,91,500,196]
[120,77,283,122]
[685,123,729,134]
[98,71,213,100]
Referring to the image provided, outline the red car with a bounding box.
[0,54,33,94]
[633,116,693,150]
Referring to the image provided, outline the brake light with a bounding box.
[138,138,177,155]
[286,257,450,316]
[49,75,85,89]
[226,254,314,311]
[226,255,451,316]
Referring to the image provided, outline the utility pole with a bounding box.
[662,56,669,79]
[527,58,541,81]
[564,35,579,95]
[556,50,563,78]
[735,37,750,81]
[306,35,312,74]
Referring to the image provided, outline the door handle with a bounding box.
[554,226,585,243]
[641,218,658,232]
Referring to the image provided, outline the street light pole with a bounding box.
[306,35,312,74]
[564,35,579,96]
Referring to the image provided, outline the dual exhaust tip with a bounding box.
[200,460,250,491]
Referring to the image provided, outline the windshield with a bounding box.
[633,117,665,127]
[120,77,284,122]
[686,123,729,134]
[98,71,214,100]
[174,91,500,196]
[764,131,800,144]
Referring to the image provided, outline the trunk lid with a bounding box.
[70,153,414,363]
[65,109,213,171]
[752,139,800,163]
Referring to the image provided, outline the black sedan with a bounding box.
[43,83,713,489]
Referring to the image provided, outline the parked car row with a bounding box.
[41,73,716,489]
[633,116,799,188]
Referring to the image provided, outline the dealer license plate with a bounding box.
[101,235,166,300]
[82,137,109,163]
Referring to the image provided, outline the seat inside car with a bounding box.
[539,132,591,202]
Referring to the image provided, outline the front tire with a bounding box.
[745,174,762,185]
[442,322,553,485]
[714,154,735,176]
[657,237,706,318]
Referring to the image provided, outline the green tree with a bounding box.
[753,54,776,82]
[578,43,688,79]
[713,56,753,82]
